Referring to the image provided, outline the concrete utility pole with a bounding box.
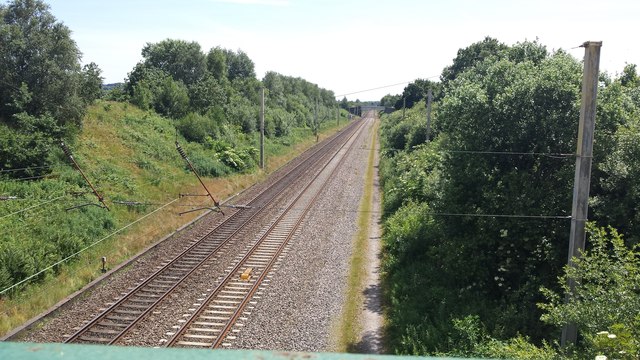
[425,89,433,143]
[561,40,602,348]
[314,98,319,142]
[260,87,265,169]
[402,97,406,119]
[336,107,340,126]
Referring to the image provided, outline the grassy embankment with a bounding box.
[0,100,348,337]
[334,117,380,352]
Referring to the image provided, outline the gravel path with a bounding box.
[353,122,384,353]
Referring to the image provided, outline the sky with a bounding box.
[34,0,640,101]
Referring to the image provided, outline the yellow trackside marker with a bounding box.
[240,267,253,281]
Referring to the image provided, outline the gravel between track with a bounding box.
[15,134,323,344]
[17,116,378,352]
[232,116,376,352]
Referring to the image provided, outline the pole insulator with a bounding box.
[61,142,74,161]
[176,142,188,161]
[60,141,109,211]
[175,141,223,214]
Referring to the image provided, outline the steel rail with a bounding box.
[64,119,362,345]
[166,115,369,348]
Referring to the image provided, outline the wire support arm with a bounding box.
[175,141,224,215]
[60,142,110,211]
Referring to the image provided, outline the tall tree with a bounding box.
[80,62,104,104]
[380,94,400,108]
[188,75,226,115]
[394,79,442,110]
[128,66,189,119]
[0,0,85,127]
[206,46,228,82]
[339,96,349,110]
[263,71,286,107]
[225,49,256,81]
[440,36,508,86]
[619,63,639,87]
[0,0,88,175]
[380,42,586,353]
[140,39,206,86]
[590,67,640,244]
[433,47,581,340]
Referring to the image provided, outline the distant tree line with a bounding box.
[0,0,341,180]
[116,38,339,158]
[0,0,346,299]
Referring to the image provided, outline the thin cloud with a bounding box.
[210,0,290,6]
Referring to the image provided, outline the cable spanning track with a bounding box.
[166,113,369,349]
[63,117,365,345]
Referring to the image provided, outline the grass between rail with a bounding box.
[334,118,379,352]
[0,102,348,338]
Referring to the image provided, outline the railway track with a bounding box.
[63,117,365,345]
[166,114,366,348]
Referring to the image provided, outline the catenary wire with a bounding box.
[0,165,54,173]
[335,76,440,98]
[373,147,575,158]
[0,194,67,221]
[337,42,588,100]
[254,205,571,220]
[0,197,180,295]
[1,174,59,181]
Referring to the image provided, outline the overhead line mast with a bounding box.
[175,141,224,215]
[562,40,602,348]
[60,141,110,211]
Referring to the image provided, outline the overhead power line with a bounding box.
[1,174,59,181]
[0,165,54,173]
[336,81,411,98]
[373,147,575,158]
[335,75,440,98]
[0,194,67,221]
[441,150,574,157]
[0,197,180,295]
[425,212,571,220]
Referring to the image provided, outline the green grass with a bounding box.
[334,118,380,352]
[0,101,349,337]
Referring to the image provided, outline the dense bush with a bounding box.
[176,112,218,143]
[378,141,441,216]
[539,224,640,359]
[0,176,116,291]
[0,113,61,178]
[0,0,102,174]
[185,147,232,177]
[379,38,640,358]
